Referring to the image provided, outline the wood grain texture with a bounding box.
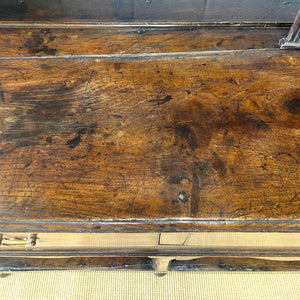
[0,27,288,57]
[0,0,299,23]
[0,49,299,229]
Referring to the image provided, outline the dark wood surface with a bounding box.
[0,46,299,230]
[0,27,289,57]
[0,0,299,23]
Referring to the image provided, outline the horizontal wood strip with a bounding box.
[3,256,300,271]
[0,50,299,228]
[0,0,299,23]
[2,219,300,233]
[0,27,288,57]
[0,256,153,271]
[2,249,300,258]
[15,232,300,250]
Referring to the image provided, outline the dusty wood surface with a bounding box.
[0,48,299,230]
[0,27,288,57]
[0,0,299,23]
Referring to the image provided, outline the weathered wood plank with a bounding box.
[0,50,299,228]
[0,0,299,23]
[0,27,288,57]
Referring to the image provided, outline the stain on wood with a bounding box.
[286,97,300,115]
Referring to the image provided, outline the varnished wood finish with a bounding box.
[0,0,299,23]
[0,27,288,57]
[0,49,299,229]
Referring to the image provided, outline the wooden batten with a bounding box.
[1,232,300,251]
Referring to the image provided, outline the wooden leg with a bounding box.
[152,257,173,277]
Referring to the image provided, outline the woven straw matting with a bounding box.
[0,270,299,300]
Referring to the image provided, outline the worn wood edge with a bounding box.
[2,220,300,232]
[2,257,300,272]
[0,48,285,61]
[0,27,288,57]
[0,21,292,29]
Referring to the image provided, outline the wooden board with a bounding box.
[0,49,299,232]
[0,0,299,23]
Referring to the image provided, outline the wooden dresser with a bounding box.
[0,0,299,275]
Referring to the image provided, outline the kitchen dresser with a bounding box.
[0,0,299,275]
